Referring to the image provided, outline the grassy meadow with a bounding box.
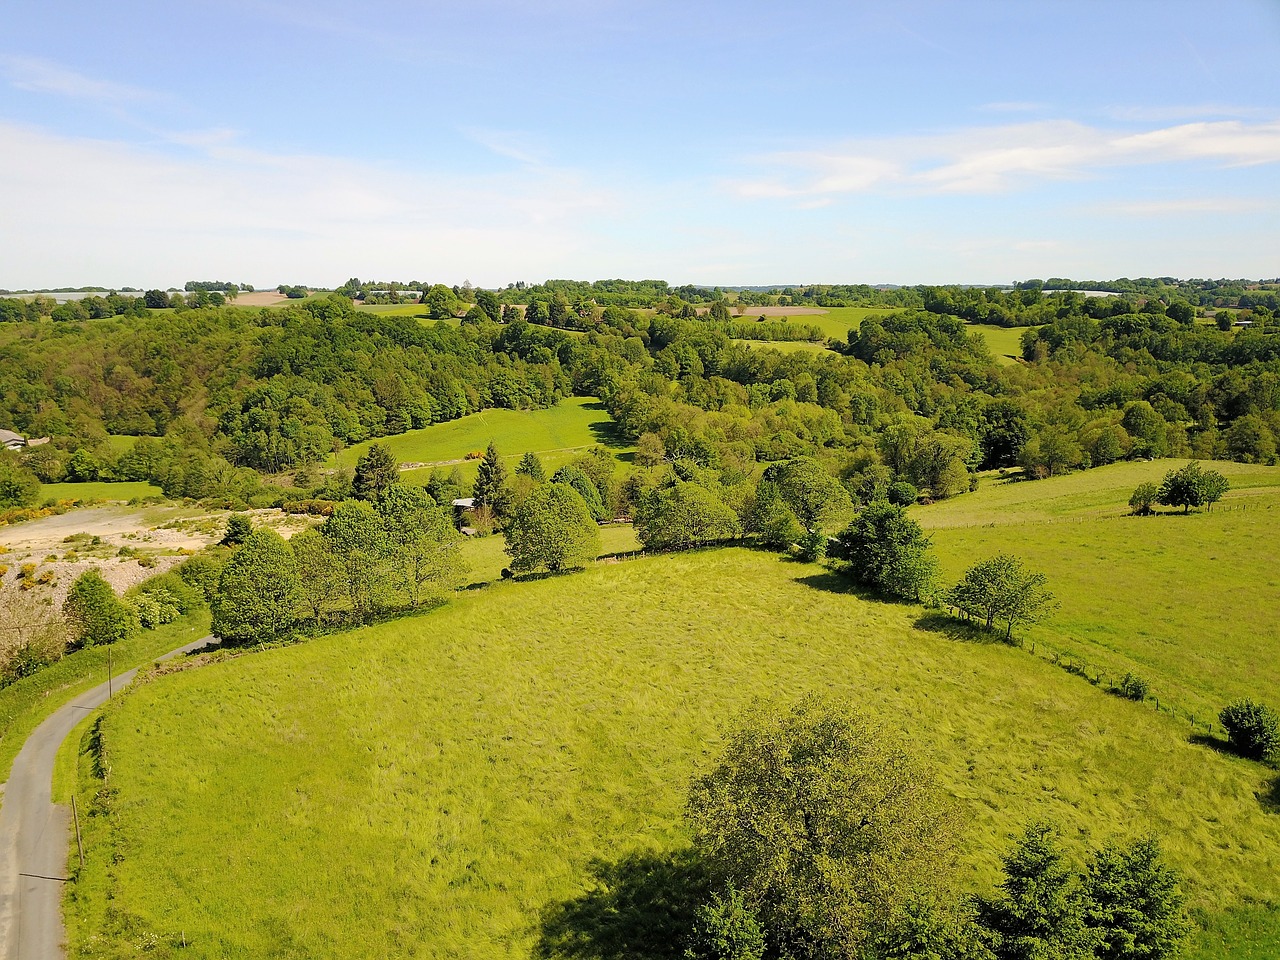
[39,480,163,503]
[918,459,1280,724]
[67,548,1280,958]
[968,323,1037,364]
[334,397,631,485]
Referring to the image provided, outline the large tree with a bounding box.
[63,569,133,648]
[321,500,389,619]
[687,696,962,959]
[473,442,511,517]
[633,480,741,551]
[353,443,399,501]
[946,554,1055,641]
[378,483,465,605]
[1083,838,1190,960]
[829,500,936,600]
[1157,461,1229,513]
[211,529,299,644]
[503,483,600,573]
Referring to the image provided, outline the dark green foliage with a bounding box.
[946,554,1055,640]
[353,443,399,501]
[552,464,608,521]
[1156,462,1229,513]
[1083,838,1191,960]
[221,513,253,545]
[1118,673,1149,702]
[1129,483,1158,516]
[687,697,961,960]
[684,885,764,960]
[877,900,995,960]
[503,483,600,573]
[634,480,742,551]
[1219,699,1280,762]
[795,527,827,563]
[62,569,133,647]
[211,529,298,644]
[473,442,511,517]
[978,823,1097,960]
[887,480,919,506]
[515,451,546,482]
[0,456,39,509]
[760,457,853,530]
[830,501,937,600]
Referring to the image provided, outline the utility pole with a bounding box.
[108,647,113,698]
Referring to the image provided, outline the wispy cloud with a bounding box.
[728,118,1280,199]
[979,101,1048,114]
[0,55,163,103]
[1105,197,1264,217]
[462,127,550,165]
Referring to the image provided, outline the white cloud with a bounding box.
[0,122,620,288]
[728,118,1280,199]
[0,55,162,103]
[1105,197,1264,217]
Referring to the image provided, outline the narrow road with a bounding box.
[0,637,211,960]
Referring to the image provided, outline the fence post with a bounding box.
[72,794,85,867]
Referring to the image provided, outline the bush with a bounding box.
[685,885,764,960]
[1118,672,1149,701]
[886,480,919,506]
[221,513,253,546]
[1129,482,1158,516]
[1219,699,1280,761]
[176,550,228,603]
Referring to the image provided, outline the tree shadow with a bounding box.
[1189,732,1238,758]
[1261,775,1280,814]
[534,848,710,960]
[912,611,1007,644]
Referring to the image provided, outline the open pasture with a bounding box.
[334,397,630,480]
[918,459,1280,723]
[68,548,1280,958]
[39,480,162,503]
[967,323,1037,364]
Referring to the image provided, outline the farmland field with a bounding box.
[39,480,163,502]
[334,398,631,484]
[919,459,1280,723]
[732,338,834,354]
[67,548,1280,958]
[967,323,1038,364]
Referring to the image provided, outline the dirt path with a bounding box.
[0,636,212,959]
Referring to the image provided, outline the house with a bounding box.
[0,429,26,451]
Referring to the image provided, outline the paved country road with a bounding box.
[0,637,212,960]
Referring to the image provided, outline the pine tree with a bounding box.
[473,442,511,516]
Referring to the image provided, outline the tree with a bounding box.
[211,529,299,644]
[321,500,389,619]
[289,528,346,622]
[63,569,133,647]
[1218,699,1279,761]
[1156,461,1229,514]
[760,457,853,531]
[685,885,765,960]
[503,483,600,574]
[687,697,962,959]
[143,289,171,309]
[515,451,546,482]
[829,501,937,601]
[1083,838,1190,960]
[979,823,1096,960]
[946,555,1055,641]
[378,483,465,605]
[473,442,511,517]
[0,457,39,509]
[552,464,608,521]
[1,591,72,684]
[1121,402,1168,459]
[353,443,399,501]
[1129,483,1158,516]
[633,480,742,551]
[222,513,253,545]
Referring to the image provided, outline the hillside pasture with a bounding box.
[67,549,1280,958]
[39,480,162,503]
[968,323,1037,364]
[919,459,1280,723]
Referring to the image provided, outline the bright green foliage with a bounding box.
[685,885,765,960]
[979,823,1097,960]
[1157,462,1229,513]
[0,456,39,508]
[65,448,100,482]
[289,528,346,622]
[62,569,133,648]
[1121,402,1169,459]
[515,451,546,482]
[1118,673,1149,702]
[830,500,936,600]
[877,899,995,960]
[750,483,804,549]
[634,480,741,551]
[503,483,600,573]
[760,457,853,530]
[552,464,608,521]
[321,500,390,619]
[946,555,1056,641]
[687,696,961,960]
[1129,483,1159,515]
[887,480,919,506]
[1218,700,1279,762]
[221,513,253,545]
[353,443,399,501]
[1084,838,1191,960]
[211,529,298,644]
[378,483,465,605]
[473,442,512,517]
[176,550,228,603]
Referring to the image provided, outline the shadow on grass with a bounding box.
[912,611,1008,644]
[1189,732,1239,759]
[535,848,710,960]
[794,571,880,602]
[1261,775,1280,814]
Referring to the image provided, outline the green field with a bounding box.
[732,338,835,354]
[40,480,163,502]
[918,459,1280,724]
[968,323,1038,364]
[68,548,1280,958]
[105,435,140,454]
[335,398,631,485]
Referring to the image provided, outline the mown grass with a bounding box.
[39,481,163,503]
[918,459,1280,725]
[0,610,209,786]
[967,323,1038,365]
[732,339,834,354]
[334,397,632,480]
[67,549,1280,958]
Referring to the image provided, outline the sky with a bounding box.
[1,0,1279,289]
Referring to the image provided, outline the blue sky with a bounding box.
[1,0,1278,288]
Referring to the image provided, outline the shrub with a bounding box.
[1118,672,1149,701]
[886,480,919,506]
[1219,699,1280,761]
[685,885,764,960]
[1129,482,1158,516]
[221,513,254,546]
